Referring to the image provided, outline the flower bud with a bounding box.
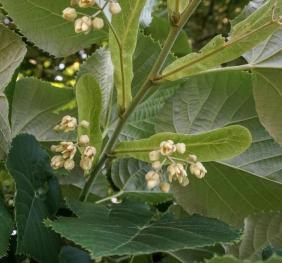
[160,182,170,193]
[145,171,160,181]
[64,159,75,171]
[80,157,93,171]
[152,161,162,170]
[109,2,122,15]
[176,143,186,154]
[190,162,207,179]
[79,120,90,129]
[149,150,160,161]
[181,176,189,187]
[51,155,65,170]
[92,17,104,30]
[160,140,176,156]
[79,0,95,8]
[147,179,159,190]
[75,16,92,34]
[188,154,198,163]
[78,135,90,146]
[83,146,96,158]
[62,7,77,21]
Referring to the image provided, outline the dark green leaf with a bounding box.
[206,255,282,263]
[59,246,91,263]
[0,94,11,160]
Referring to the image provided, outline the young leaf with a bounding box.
[6,134,61,263]
[0,94,11,161]
[111,158,173,204]
[173,162,282,227]
[76,74,102,156]
[112,125,252,162]
[46,200,239,257]
[0,198,13,259]
[161,0,282,81]
[79,48,114,128]
[11,78,75,142]
[0,25,26,92]
[0,0,106,57]
[109,0,146,111]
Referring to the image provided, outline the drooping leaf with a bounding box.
[173,162,282,227]
[156,71,282,181]
[79,49,114,128]
[111,158,173,204]
[113,125,251,162]
[161,0,282,81]
[0,94,11,160]
[59,246,91,263]
[0,24,26,92]
[0,198,13,259]
[206,255,282,263]
[76,74,102,156]
[46,200,239,257]
[0,0,106,57]
[11,78,75,141]
[6,134,61,263]
[109,0,146,111]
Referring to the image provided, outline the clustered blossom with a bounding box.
[145,140,207,193]
[62,0,122,34]
[51,116,96,172]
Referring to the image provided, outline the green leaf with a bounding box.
[0,0,106,57]
[6,134,61,263]
[156,71,282,181]
[0,198,13,259]
[59,246,91,263]
[206,255,282,263]
[46,200,239,257]
[113,125,251,162]
[161,0,282,81]
[111,158,173,204]
[228,212,282,260]
[0,24,26,92]
[173,162,282,227]
[78,48,114,128]
[76,74,102,156]
[11,78,75,141]
[0,94,11,160]
[109,0,146,111]
[252,69,282,146]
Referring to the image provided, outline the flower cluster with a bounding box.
[62,0,122,34]
[145,140,207,193]
[50,116,96,172]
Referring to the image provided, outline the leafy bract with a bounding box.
[11,78,75,142]
[46,200,239,257]
[0,198,13,259]
[109,0,146,111]
[0,24,26,92]
[0,94,11,160]
[173,162,282,227]
[161,0,282,81]
[76,74,102,156]
[113,125,251,162]
[6,134,61,263]
[0,0,106,57]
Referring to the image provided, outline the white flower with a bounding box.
[74,16,92,34]
[190,162,207,179]
[60,141,77,160]
[62,7,77,21]
[160,140,176,156]
[145,171,160,189]
[176,143,186,154]
[160,182,170,193]
[79,120,90,129]
[167,163,187,184]
[80,157,93,171]
[109,2,122,15]
[92,17,104,30]
[152,161,162,170]
[78,0,95,8]
[64,159,75,171]
[51,155,65,170]
[83,146,96,158]
[54,115,77,132]
[78,135,90,146]
[149,150,160,161]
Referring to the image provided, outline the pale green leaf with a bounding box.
[76,74,102,155]
[11,78,75,141]
[79,48,114,128]
[161,0,282,81]
[167,0,189,14]
[206,255,282,263]
[0,198,13,259]
[112,125,252,162]
[6,134,61,263]
[46,200,239,257]
[109,0,146,111]
[0,0,106,57]
[0,24,26,92]
[111,158,173,204]
[0,94,11,160]
[173,162,282,227]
